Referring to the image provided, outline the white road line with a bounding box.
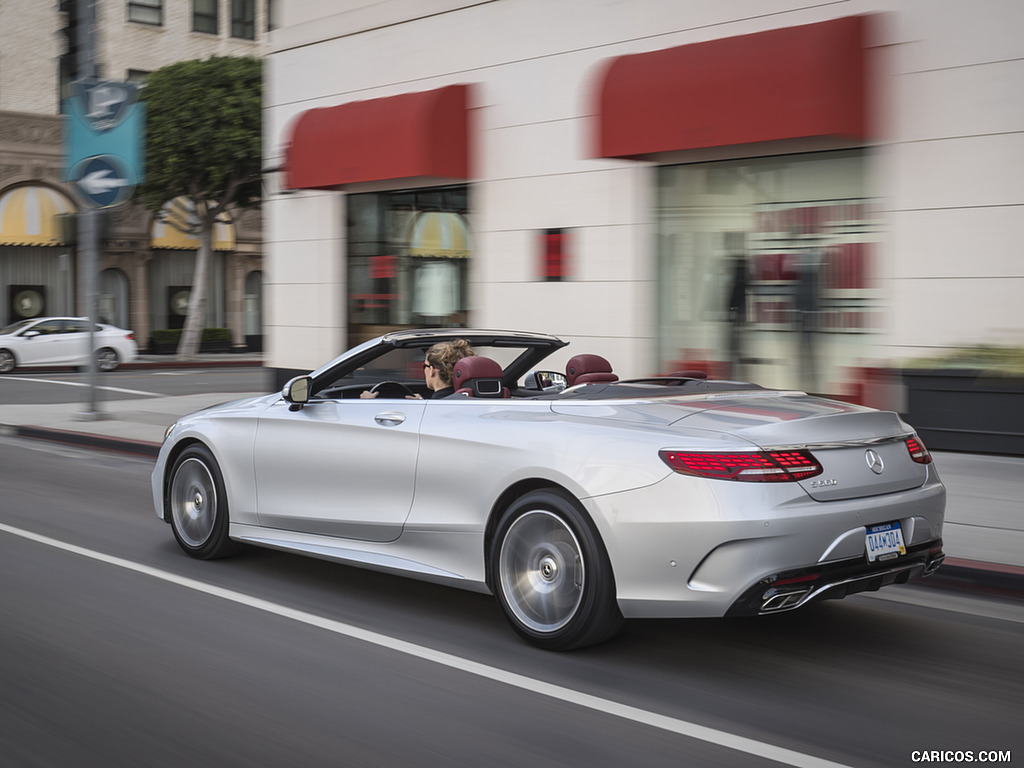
[0,522,853,768]
[0,376,161,397]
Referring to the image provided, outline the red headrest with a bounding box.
[452,356,508,397]
[565,354,618,387]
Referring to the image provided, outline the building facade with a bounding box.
[264,0,1024,394]
[0,0,271,350]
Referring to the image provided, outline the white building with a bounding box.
[264,0,1024,396]
[0,0,271,350]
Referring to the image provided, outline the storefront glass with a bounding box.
[656,150,880,395]
[346,185,470,348]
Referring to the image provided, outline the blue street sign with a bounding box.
[69,155,136,209]
[64,79,145,208]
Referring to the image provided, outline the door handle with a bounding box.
[374,411,406,426]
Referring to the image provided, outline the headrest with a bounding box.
[565,353,618,387]
[452,356,509,398]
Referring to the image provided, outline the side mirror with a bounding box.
[282,375,311,411]
[23,330,40,339]
[522,370,567,392]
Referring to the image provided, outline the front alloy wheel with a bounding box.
[0,350,15,373]
[491,490,622,650]
[167,445,240,559]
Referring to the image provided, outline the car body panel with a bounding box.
[152,328,946,625]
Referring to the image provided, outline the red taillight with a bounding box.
[659,449,823,482]
[126,333,135,341]
[905,436,932,464]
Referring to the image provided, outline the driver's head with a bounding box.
[424,339,476,387]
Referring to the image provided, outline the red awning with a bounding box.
[284,84,471,189]
[595,16,869,159]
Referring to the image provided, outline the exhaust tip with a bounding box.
[761,588,811,612]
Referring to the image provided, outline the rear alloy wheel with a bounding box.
[167,444,241,559]
[0,350,15,373]
[96,347,120,372]
[491,489,622,650]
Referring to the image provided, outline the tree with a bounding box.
[138,56,262,358]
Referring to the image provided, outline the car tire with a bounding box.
[490,489,623,650]
[0,349,15,373]
[96,347,119,372]
[167,444,241,560]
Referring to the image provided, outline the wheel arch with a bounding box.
[483,478,614,595]
[0,347,18,372]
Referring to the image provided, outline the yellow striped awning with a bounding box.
[0,185,76,246]
[408,211,470,259]
[151,196,236,251]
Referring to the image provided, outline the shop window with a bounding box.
[231,0,255,39]
[539,229,570,281]
[656,150,879,395]
[346,186,470,349]
[194,0,218,34]
[127,0,163,26]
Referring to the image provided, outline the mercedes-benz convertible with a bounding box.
[153,329,946,650]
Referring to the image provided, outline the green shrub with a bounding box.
[904,346,1024,377]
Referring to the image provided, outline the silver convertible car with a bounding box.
[153,329,946,649]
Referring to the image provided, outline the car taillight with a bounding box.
[905,436,932,464]
[659,449,823,482]
[126,333,135,341]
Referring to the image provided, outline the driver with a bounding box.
[360,339,476,399]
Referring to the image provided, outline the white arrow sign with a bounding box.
[79,168,130,195]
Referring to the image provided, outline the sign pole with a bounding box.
[75,0,101,419]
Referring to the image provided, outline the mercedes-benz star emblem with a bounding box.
[865,449,885,475]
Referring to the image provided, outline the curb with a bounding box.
[9,424,161,457]
[914,558,1024,603]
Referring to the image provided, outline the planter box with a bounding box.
[902,369,1024,456]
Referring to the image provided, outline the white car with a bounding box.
[0,316,138,373]
[153,329,945,650]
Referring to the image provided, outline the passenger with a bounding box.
[360,339,476,399]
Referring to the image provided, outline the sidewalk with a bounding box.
[1,358,1021,600]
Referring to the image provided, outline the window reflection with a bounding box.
[657,150,880,395]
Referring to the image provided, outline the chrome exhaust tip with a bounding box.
[761,588,812,612]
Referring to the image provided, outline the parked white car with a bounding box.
[0,316,138,373]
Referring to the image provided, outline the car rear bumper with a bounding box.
[724,539,946,616]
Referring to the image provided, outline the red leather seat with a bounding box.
[565,354,618,386]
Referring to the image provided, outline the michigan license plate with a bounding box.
[866,521,906,562]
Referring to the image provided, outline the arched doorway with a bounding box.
[98,268,129,328]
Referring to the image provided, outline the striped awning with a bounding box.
[408,212,470,259]
[0,185,76,246]
[151,197,236,251]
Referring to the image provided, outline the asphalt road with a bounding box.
[0,366,269,404]
[0,437,1020,767]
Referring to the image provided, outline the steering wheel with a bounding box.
[368,381,417,399]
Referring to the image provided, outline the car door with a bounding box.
[252,395,426,542]
[60,319,91,365]
[17,319,66,365]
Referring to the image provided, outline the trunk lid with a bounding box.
[666,392,928,501]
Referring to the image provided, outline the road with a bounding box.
[0,366,268,404]
[1,437,1020,768]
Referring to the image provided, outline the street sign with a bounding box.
[64,78,145,209]
[71,78,139,132]
[69,155,136,209]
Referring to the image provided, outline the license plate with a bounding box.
[865,521,906,562]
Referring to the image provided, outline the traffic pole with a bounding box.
[74,0,102,420]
